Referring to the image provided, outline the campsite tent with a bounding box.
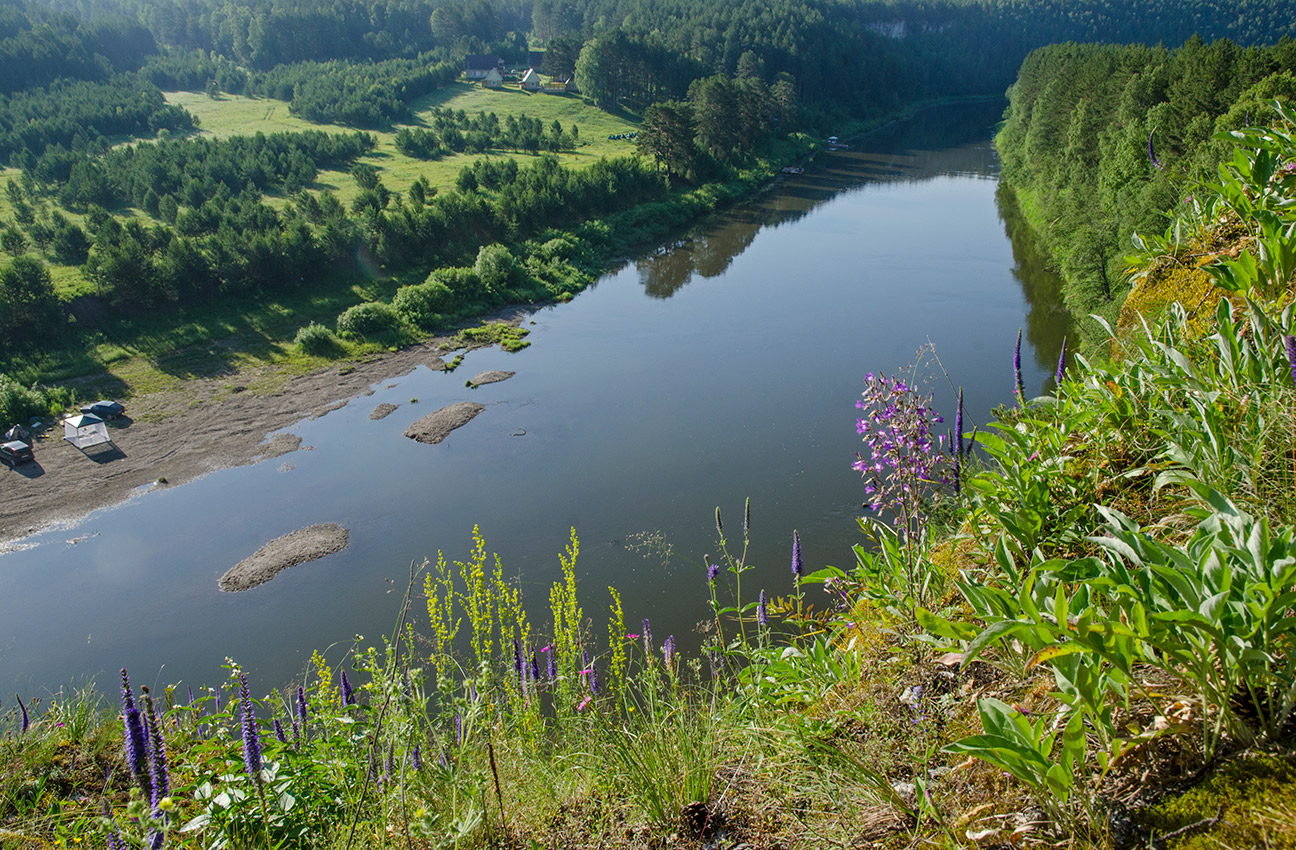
[63,413,110,449]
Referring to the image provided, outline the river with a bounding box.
[0,101,1072,697]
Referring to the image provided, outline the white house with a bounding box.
[519,68,541,91]
[481,67,503,88]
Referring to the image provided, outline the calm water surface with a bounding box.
[0,102,1071,696]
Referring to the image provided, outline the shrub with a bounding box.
[294,322,343,356]
[474,244,519,301]
[428,266,486,307]
[336,301,400,339]
[392,280,455,329]
[0,373,74,428]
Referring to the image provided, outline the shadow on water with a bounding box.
[997,184,1075,383]
[635,100,1009,300]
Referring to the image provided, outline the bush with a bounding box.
[336,302,400,339]
[294,322,343,356]
[428,267,486,307]
[0,373,74,428]
[475,244,520,300]
[392,279,455,329]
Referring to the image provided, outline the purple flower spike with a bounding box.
[141,687,169,809]
[186,686,194,708]
[791,530,803,577]
[1014,328,1024,402]
[758,590,769,627]
[663,636,675,673]
[546,650,557,682]
[706,558,720,584]
[589,659,600,695]
[1148,131,1163,170]
[238,673,262,783]
[296,685,308,738]
[120,669,136,715]
[123,698,150,797]
[1055,338,1068,387]
[340,670,355,707]
[454,712,463,745]
[273,717,287,744]
[642,619,654,654]
[17,695,28,733]
[411,744,422,771]
[1285,336,1296,385]
[530,647,541,683]
[955,388,964,459]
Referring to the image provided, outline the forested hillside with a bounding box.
[996,36,1296,334]
[6,0,1296,397]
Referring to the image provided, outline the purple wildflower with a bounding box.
[546,650,557,682]
[104,801,126,850]
[642,619,654,654]
[411,744,422,771]
[120,669,136,715]
[706,557,720,584]
[663,636,675,673]
[454,712,463,745]
[273,717,287,743]
[141,687,169,808]
[955,388,964,459]
[238,673,262,783]
[212,685,221,714]
[1286,336,1296,385]
[123,699,150,798]
[296,685,308,737]
[16,695,28,733]
[1014,328,1024,402]
[340,670,355,707]
[791,530,803,577]
[1055,338,1068,387]
[589,659,600,695]
[1148,131,1162,170]
[512,639,523,680]
[758,590,769,627]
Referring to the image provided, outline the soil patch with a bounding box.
[405,402,486,445]
[0,306,531,550]
[369,403,399,420]
[469,370,515,386]
[219,523,349,591]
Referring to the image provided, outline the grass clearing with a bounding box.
[166,81,640,206]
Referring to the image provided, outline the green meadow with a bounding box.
[167,80,641,206]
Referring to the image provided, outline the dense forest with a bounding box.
[995,36,1296,329]
[7,0,1296,365]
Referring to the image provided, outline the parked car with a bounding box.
[1,440,34,467]
[80,400,125,419]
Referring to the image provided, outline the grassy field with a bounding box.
[167,80,641,206]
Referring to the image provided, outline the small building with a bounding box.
[520,68,541,91]
[481,67,503,88]
[465,54,502,80]
[544,76,578,93]
[63,412,110,450]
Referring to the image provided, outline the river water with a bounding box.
[0,101,1071,697]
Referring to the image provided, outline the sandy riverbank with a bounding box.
[0,312,528,552]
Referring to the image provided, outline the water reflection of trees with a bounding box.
[635,101,1008,300]
[996,183,1074,380]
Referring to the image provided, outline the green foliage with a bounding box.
[335,301,400,339]
[0,372,74,427]
[293,322,342,357]
[391,279,455,330]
